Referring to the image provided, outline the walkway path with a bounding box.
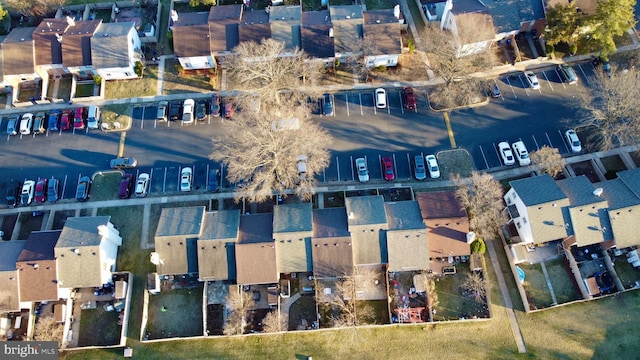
[540,262,558,305]
[156,55,167,96]
[486,238,527,354]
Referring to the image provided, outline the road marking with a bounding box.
[532,134,540,150]
[443,112,456,148]
[163,168,167,193]
[392,153,398,179]
[492,143,502,166]
[505,77,517,99]
[557,129,570,153]
[399,90,404,114]
[149,168,154,195]
[350,155,354,181]
[406,153,411,179]
[345,94,350,117]
[359,93,363,116]
[478,146,489,169]
[336,156,340,182]
[543,71,554,91]
[546,132,555,148]
[577,64,590,87]
[61,175,68,200]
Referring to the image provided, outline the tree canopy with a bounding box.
[453,172,506,240]
[530,145,566,178]
[545,3,580,47]
[5,0,63,16]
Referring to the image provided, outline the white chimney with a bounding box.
[329,28,334,37]
[348,212,354,219]
[98,224,108,237]
[593,188,603,197]
[394,5,401,19]
[171,10,179,23]
[73,248,80,255]
[66,16,75,27]
[466,232,476,244]
[150,252,164,265]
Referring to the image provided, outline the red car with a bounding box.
[60,110,72,130]
[73,107,86,129]
[34,178,48,203]
[381,156,395,181]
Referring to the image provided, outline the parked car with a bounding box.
[558,64,578,85]
[60,110,72,130]
[6,182,21,208]
[524,71,540,90]
[110,157,138,169]
[156,101,168,122]
[86,105,101,129]
[414,155,426,180]
[425,154,440,178]
[73,107,85,129]
[47,178,60,203]
[169,101,182,121]
[20,113,33,135]
[296,155,308,181]
[135,173,150,197]
[565,129,582,153]
[489,83,501,98]
[76,176,91,201]
[182,99,195,124]
[322,93,334,116]
[381,156,395,181]
[207,169,219,192]
[355,157,369,182]
[33,112,46,134]
[511,141,531,166]
[6,114,19,135]
[21,180,35,205]
[47,110,60,131]
[402,87,417,110]
[34,178,48,203]
[210,94,221,117]
[498,141,515,166]
[118,173,134,199]
[223,102,234,119]
[196,100,207,121]
[180,167,192,192]
[375,88,387,109]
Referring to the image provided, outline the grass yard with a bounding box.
[162,59,215,94]
[612,255,640,289]
[432,262,489,320]
[47,78,72,101]
[288,296,317,331]
[18,212,44,239]
[90,172,124,201]
[75,83,96,98]
[104,66,158,99]
[544,258,581,304]
[358,300,390,325]
[519,263,554,310]
[77,305,121,347]
[146,287,204,339]
[100,104,131,132]
[364,0,398,10]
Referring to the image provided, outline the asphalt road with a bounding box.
[0,60,601,205]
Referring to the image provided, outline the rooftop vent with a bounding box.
[593,188,603,196]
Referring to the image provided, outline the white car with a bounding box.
[135,173,150,197]
[21,180,35,205]
[425,154,440,178]
[20,113,33,135]
[498,142,515,166]
[511,141,531,166]
[296,155,308,181]
[375,88,387,109]
[565,129,582,153]
[355,157,369,182]
[180,167,192,191]
[524,71,540,90]
[182,99,195,124]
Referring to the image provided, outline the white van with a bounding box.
[87,105,101,129]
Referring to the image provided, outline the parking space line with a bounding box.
[443,112,456,148]
[378,154,382,180]
[149,168,154,195]
[492,142,502,162]
[344,94,350,117]
[505,77,518,99]
[406,153,411,178]
[358,94,363,116]
[479,145,489,169]
[542,71,555,91]
[577,64,590,87]
[399,91,404,114]
[546,132,555,148]
[336,156,340,181]
[556,130,570,153]
[386,93,390,114]
[518,75,531,96]
[163,168,167,193]
[140,107,145,129]
[61,175,68,200]
[392,153,397,178]
[349,156,354,181]
[532,135,540,151]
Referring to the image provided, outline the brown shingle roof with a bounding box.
[32,18,71,65]
[173,12,211,57]
[2,27,36,75]
[61,20,101,67]
[362,22,401,55]
[311,237,353,277]
[235,242,277,285]
[240,11,271,44]
[417,191,471,258]
[301,11,334,58]
[208,5,242,52]
[416,191,467,219]
[16,231,61,302]
[0,241,27,312]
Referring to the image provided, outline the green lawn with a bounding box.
[365,0,398,10]
[612,256,640,289]
[104,66,158,99]
[432,262,489,320]
[91,172,123,201]
[77,305,121,347]
[544,258,581,304]
[519,263,554,310]
[146,288,204,339]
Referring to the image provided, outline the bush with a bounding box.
[545,44,554,56]
[373,65,387,72]
[470,239,486,254]
[408,39,415,53]
[569,43,578,55]
[134,61,144,77]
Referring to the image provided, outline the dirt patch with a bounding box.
[288,296,317,331]
[163,59,216,94]
[206,304,224,335]
[570,161,600,183]
[370,53,428,83]
[600,155,627,179]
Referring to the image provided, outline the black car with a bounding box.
[322,93,333,116]
[47,178,60,203]
[210,94,221,117]
[76,176,91,202]
[168,101,182,121]
[196,99,207,121]
[6,182,21,208]
[208,168,220,192]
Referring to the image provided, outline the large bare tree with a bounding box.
[33,316,63,347]
[530,145,566,178]
[210,100,331,203]
[261,310,288,333]
[228,38,322,108]
[575,65,640,150]
[223,288,256,335]
[452,172,506,240]
[316,267,377,327]
[5,0,64,16]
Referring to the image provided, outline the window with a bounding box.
[516,222,521,229]
[512,193,517,200]
[523,217,527,224]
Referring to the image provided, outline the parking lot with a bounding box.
[0,60,605,206]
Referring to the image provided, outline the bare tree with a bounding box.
[461,272,488,302]
[5,0,64,16]
[530,145,566,178]
[224,288,256,335]
[262,310,288,333]
[210,100,331,203]
[452,172,506,240]
[228,39,322,109]
[316,267,377,327]
[575,65,640,150]
[33,316,63,347]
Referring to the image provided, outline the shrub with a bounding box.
[408,39,415,53]
[470,239,486,254]
[545,44,554,56]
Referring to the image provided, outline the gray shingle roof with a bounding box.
[345,195,388,227]
[197,240,235,281]
[0,241,26,272]
[200,210,241,241]
[330,6,363,54]
[238,213,274,244]
[351,230,385,265]
[301,11,334,58]
[276,237,312,273]
[57,216,111,248]
[617,168,640,199]
[557,176,605,207]
[451,0,544,33]
[600,178,640,248]
[600,178,640,210]
[155,207,205,238]
[91,22,135,68]
[387,229,429,272]
[273,202,313,234]
[510,174,567,206]
[269,6,302,49]
[312,208,350,238]
[154,235,190,276]
[384,201,426,230]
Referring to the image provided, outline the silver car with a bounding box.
[414,155,426,180]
